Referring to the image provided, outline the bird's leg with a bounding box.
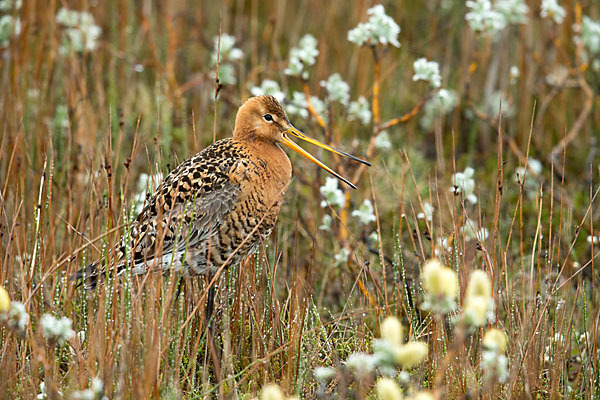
[205,277,216,331]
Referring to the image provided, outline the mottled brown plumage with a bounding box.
[75,95,369,289]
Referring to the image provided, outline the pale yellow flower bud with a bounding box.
[422,258,458,299]
[381,316,403,345]
[410,391,435,400]
[463,295,489,327]
[483,328,508,353]
[0,286,9,313]
[395,341,428,367]
[466,270,492,299]
[261,384,285,400]
[375,377,403,400]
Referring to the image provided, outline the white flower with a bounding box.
[0,15,21,46]
[420,89,458,129]
[510,65,520,84]
[319,214,332,231]
[210,34,243,85]
[412,58,441,88]
[463,218,489,242]
[4,301,29,332]
[211,34,243,64]
[541,0,566,24]
[450,167,478,204]
[320,177,346,208]
[286,91,310,119]
[40,314,75,345]
[352,199,376,225]
[482,350,509,383]
[417,202,434,222]
[375,131,392,151]
[527,158,543,176]
[587,235,599,245]
[215,63,237,85]
[0,0,21,11]
[71,377,105,400]
[347,4,401,47]
[466,0,508,36]
[56,8,101,53]
[495,0,528,24]
[284,34,319,79]
[348,96,372,125]
[334,248,350,266]
[249,80,285,103]
[345,352,375,377]
[582,16,600,54]
[314,366,336,381]
[320,73,350,106]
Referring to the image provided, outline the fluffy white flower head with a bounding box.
[285,34,319,79]
[250,80,285,103]
[351,199,376,225]
[422,258,458,299]
[581,16,600,54]
[40,314,75,345]
[541,0,566,24]
[483,328,508,353]
[347,4,401,47]
[375,131,392,151]
[394,341,428,367]
[261,384,285,400]
[375,377,403,400]
[412,58,441,88]
[320,73,350,106]
[450,167,478,204]
[348,96,372,125]
[380,316,403,345]
[320,177,346,208]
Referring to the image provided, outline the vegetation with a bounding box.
[0,0,598,398]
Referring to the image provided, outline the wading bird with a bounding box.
[74,95,369,311]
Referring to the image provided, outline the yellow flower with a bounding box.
[410,391,435,400]
[381,316,403,345]
[0,286,9,313]
[375,377,403,400]
[395,341,428,367]
[483,328,508,353]
[422,258,458,299]
[466,270,492,299]
[261,384,285,400]
[463,295,490,327]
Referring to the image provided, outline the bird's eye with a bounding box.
[263,114,273,122]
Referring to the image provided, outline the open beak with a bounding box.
[282,125,371,189]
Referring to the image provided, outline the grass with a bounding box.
[0,0,599,398]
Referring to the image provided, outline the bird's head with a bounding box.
[234,95,371,189]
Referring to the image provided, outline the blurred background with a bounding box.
[0,0,599,398]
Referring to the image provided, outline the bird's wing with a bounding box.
[74,139,251,288]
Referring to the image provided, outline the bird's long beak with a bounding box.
[282,125,371,189]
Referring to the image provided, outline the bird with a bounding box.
[73,95,370,296]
